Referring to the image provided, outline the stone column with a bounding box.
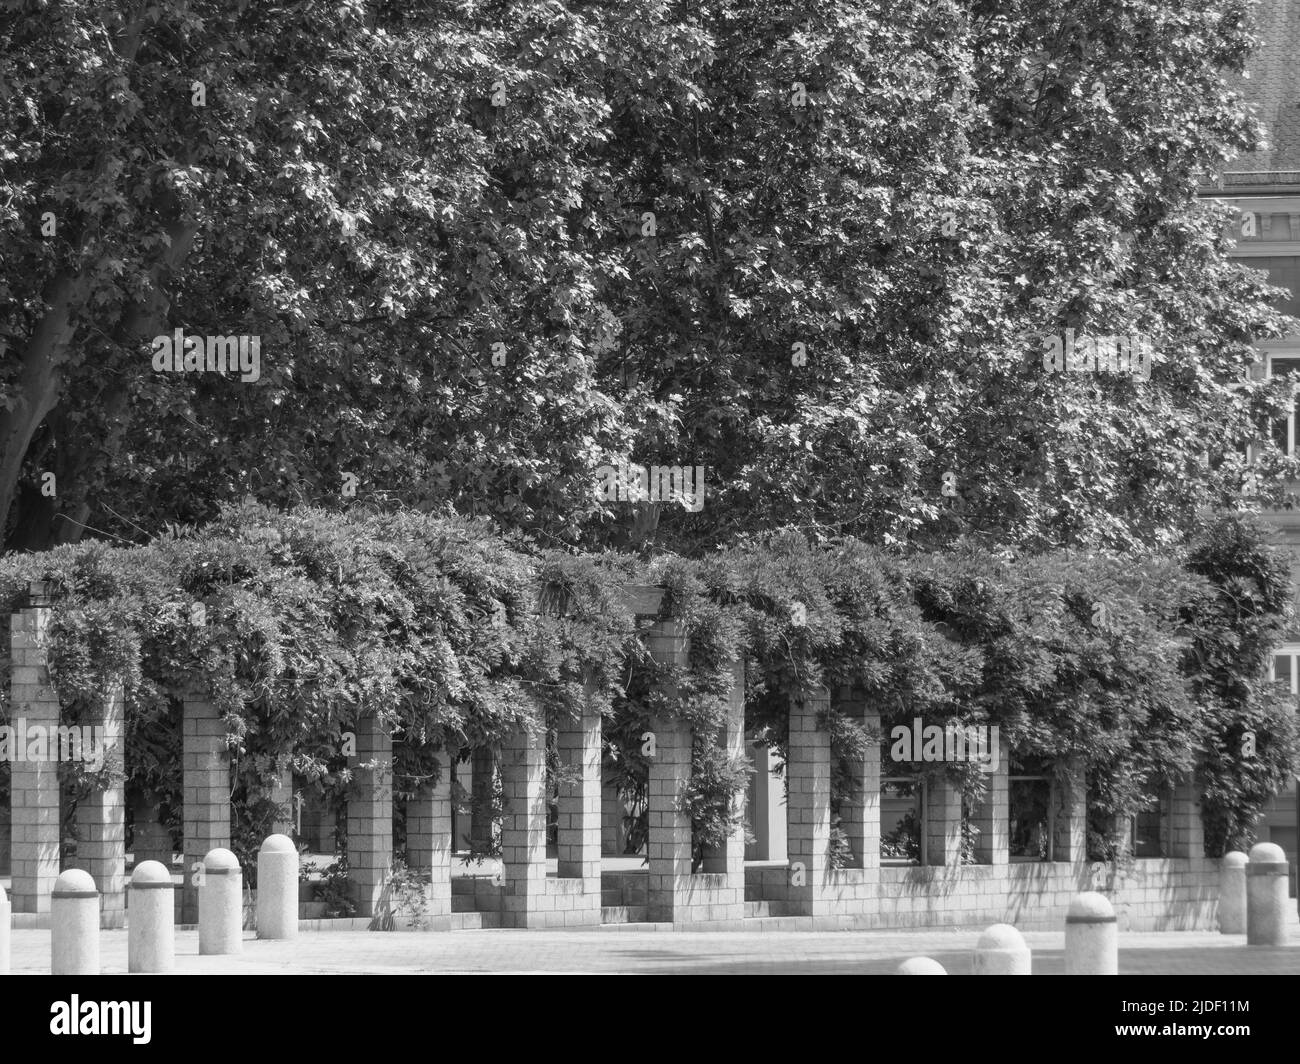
[838,695,880,872]
[926,775,964,866]
[347,715,392,917]
[182,692,229,924]
[1169,779,1205,859]
[1053,759,1088,862]
[78,685,126,928]
[601,779,625,856]
[405,749,452,928]
[646,714,693,922]
[700,659,746,884]
[500,728,547,926]
[786,689,832,916]
[8,582,61,916]
[645,617,693,923]
[972,735,1010,865]
[555,691,601,889]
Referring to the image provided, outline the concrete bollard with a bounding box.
[256,833,299,941]
[972,923,1031,975]
[128,861,175,973]
[1065,891,1118,975]
[1219,851,1248,934]
[199,848,243,955]
[51,869,100,975]
[897,956,947,974]
[0,883,9,975]
[1246,841,1289,946]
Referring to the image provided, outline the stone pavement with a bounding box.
[9,924,1300,974]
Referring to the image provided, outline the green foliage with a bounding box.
[0,0,1290,559]
[307,859,357,920]
[1183,515,1300,853]
[0,506,1293,863]
[371,859,430,932]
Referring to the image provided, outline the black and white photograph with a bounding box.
[1,0,1299,1040]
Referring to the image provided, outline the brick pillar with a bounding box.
[786,689,832,916]
[700,660,746,886]
[500,729,547,927]
[182,692,229,924]
[1053,758,1088,862]
[646,714,692,922]
[1169,779,1205,859]
[406,749,452,928]
[926,775,964,866]
[645,618,693,923]
[8,583,60,916]
[9,580,60,910]
[840,703,881,872]
[79,685,126,928]
[556,691,601,889]
[972,734,1009,865]
[601,779,625,856]
[347,715,393,917]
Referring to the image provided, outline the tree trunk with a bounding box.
[0,275,82,547]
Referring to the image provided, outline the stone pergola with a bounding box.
[2,580,1218,931]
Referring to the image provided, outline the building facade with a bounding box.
[1202,0,1300,864]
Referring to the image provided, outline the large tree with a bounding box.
[0,0,1291,555]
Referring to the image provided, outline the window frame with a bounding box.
[1266,354,1300,460]
[1269,645,1300,696]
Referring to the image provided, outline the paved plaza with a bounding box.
[9,922,1300,975]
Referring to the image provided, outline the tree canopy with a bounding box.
[1,0,1294,555]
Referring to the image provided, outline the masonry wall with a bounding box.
[743,859,1218,931]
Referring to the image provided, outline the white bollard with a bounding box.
[0,883,10,975]
[897,956,946,974]
[972,922,1031,975]
[256,833,299,940]
[1219,851,1248,934]
[199,847,243,955]
[1064,891,1118,975]
[1246,841,1289,946]
[128,861,175,973]
[51,869,100,975]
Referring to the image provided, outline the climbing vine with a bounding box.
[0,507,1292,863]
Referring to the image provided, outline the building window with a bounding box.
[1270,648,1300,698]
[1267,355,1300,457]
[1131,794,1168,858]
[1246,256,1300,319]
[1009,754,1054,862]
